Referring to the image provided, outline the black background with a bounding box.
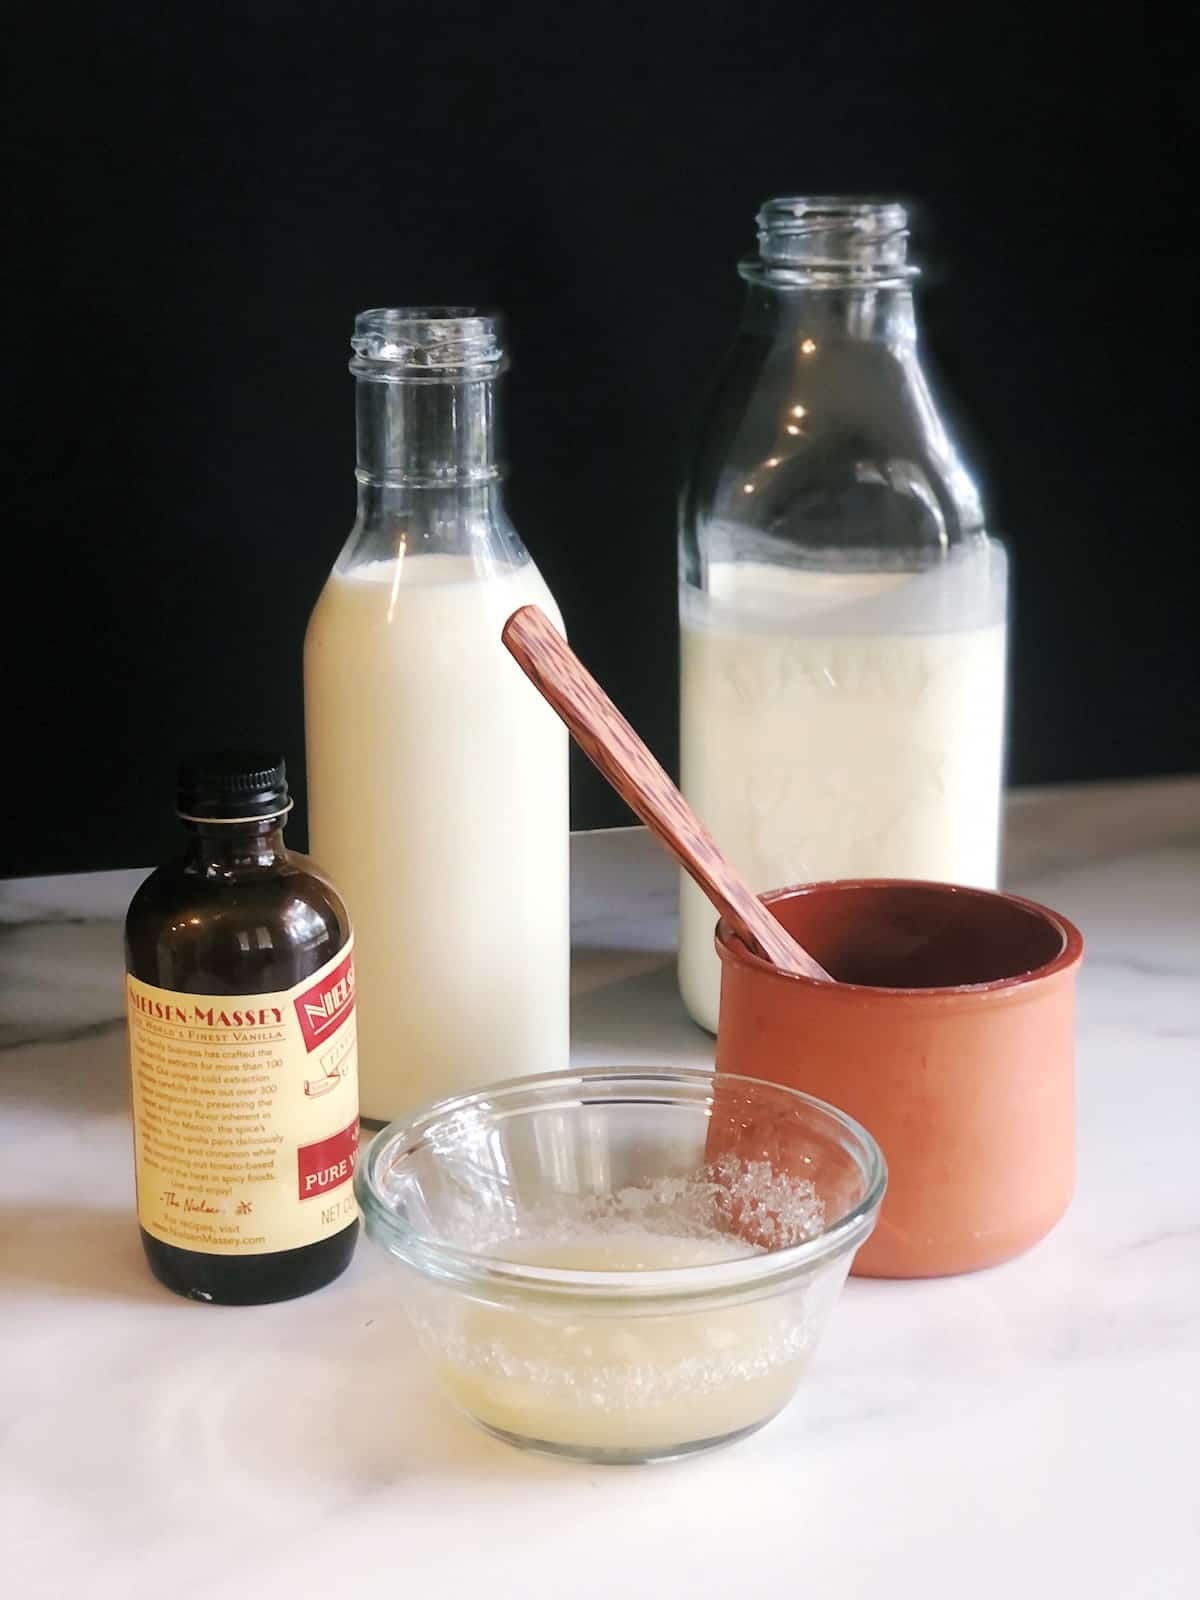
[5,3,1193,878]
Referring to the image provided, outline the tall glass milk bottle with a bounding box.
[679,200,1007,1032]
[305,309,569,1120]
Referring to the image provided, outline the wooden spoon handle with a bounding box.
[502,605,832,983]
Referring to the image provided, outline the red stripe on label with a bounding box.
[293,948,355,1053]
[297,1118,359,1201]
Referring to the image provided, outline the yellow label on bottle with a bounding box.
[126,939,359,1255]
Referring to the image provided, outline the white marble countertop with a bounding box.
[2,778,1198,1599]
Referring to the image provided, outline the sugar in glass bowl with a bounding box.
[355,1067,885,1463]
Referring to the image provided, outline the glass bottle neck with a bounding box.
[356,373,501,485]
[740,280,917,343]
[341,309,528,572]
[742,198,919,343]
[183,819,288,873]
[353,374,507,534]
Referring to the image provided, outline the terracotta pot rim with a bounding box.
[716,877,1084,999]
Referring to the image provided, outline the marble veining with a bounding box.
[1,782,1198,1599]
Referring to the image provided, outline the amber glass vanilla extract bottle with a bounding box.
[124,753,359,1304]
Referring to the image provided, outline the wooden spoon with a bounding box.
[502,604,833,984]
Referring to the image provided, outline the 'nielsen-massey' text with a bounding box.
[129,990,284,1028]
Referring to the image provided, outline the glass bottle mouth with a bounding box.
[743,197,918,287]
[350,307,507,381]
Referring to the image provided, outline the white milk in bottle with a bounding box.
[305,311,569,1120]
[679,547,1006,1031]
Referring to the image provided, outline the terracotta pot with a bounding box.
[713,880,1083,1278]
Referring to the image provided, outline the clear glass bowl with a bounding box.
[356,1067,886,1464]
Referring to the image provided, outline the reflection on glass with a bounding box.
[282,900,325,953]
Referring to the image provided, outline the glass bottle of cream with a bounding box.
[679,199,1007,1032]
[304,309,570,1121]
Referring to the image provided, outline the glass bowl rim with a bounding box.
[354,1066,887,1306]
